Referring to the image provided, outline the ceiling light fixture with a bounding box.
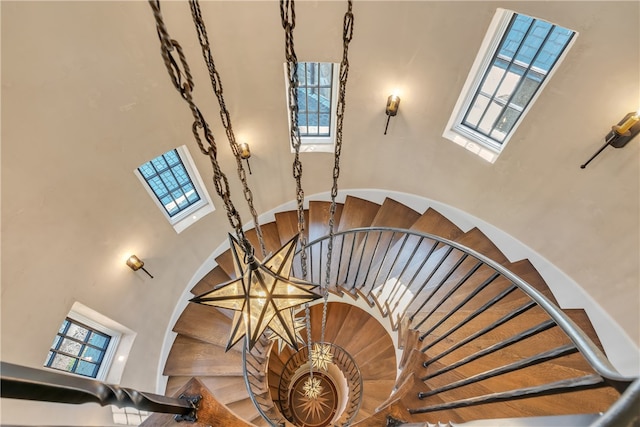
[126,255,153,279]
[384,93,401,135]
[580,109,640,169]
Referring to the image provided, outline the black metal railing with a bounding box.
[290,227,637,425]
[0,362,199,422]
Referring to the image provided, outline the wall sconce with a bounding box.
[581,110,640,169]
[238,142,252,174]
[126,255,153,279]
[384,94,401,135]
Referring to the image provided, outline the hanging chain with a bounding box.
[321,0,353,346]
[188,0,266,258]
[281,0,314,378]
[148,0,251,252]
[280,0,308,280]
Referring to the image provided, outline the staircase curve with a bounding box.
[143,195,637,426]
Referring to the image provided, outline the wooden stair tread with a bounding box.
[454,228,509,265]
[172,303,232,347]
[274,210,309,245]
[360,379,396,414]
[370,198,421,229]
[227,397,261,422]
[215,249,237,279]
[410,208,464,241]
[337,195,380,231]
[308,200,344,241]
[190,266,231,296]
[163,335,243,377]
[245,221,283,258]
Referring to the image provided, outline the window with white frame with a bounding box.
[443,9,576,162]
[284,62,339,153]
[44,302,136,383]
[135,145,214,233]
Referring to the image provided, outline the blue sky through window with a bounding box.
[462,13,575,144]
[138,149,201,217]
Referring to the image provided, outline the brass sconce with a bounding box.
[384,94,401,135]
[126,255,153,278]
[581,110,640,169]
[238,142,252,174]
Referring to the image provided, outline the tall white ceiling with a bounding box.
[1,1,638,424]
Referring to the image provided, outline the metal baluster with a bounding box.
[422,300,536,360]
[419,344,578,398]
[411,252,468,329]
[421,319,557,380]
[350,231,371,290]
[422,283,517,351]
[409,375,606,414]
[408,246,455,322]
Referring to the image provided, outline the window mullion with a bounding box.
[488,22,557,135]
[472,16,535,136]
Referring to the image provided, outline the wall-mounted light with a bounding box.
[238,142,252,174]
[384,94,401,135]
[581,109,640,169]
[126,255,153,278]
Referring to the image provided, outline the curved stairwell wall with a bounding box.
[157,189,638,397]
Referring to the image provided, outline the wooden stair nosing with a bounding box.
[454,227,510,265]
[336,195,381,232]
[190,266,232,296]
[410,207,465,241]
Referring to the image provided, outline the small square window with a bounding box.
[45,318,111,379]
[135,145,214,233]
[284,62,339,153]
[443,9,576,162]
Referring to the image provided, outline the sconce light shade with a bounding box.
[238,142,251,160]
[384,94,401,135]
[580,109,640,169]
[237,142,252,174]
[386,94,401,117]
[127,255,144,271]
[126,255,153,278]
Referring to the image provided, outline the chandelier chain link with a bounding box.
[280,0,308,280]
[189,0,266,257]
[148,0,250,250]
[281,0,314,377]
[322,0,353,345]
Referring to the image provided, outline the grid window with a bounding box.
[137,149,201,217]
[462,14,574,145]
[45,318,111,378]
[444,9,576,162]
[296,62,334,137]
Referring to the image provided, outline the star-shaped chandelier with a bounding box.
[302,376,323,400]
[191,234,321,351]
[310,343,333,371]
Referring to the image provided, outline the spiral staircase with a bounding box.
[141,195,636,426]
